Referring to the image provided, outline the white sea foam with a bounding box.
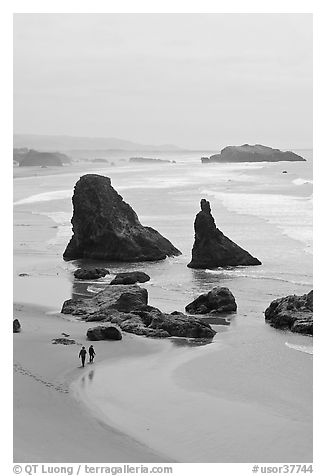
[285,343,313,355]
[292,178,313,186]
[201,190,313,254]
[87,285,105,294]
[204,268,312,287]
[14,190,72,205]
[35,211,72,245]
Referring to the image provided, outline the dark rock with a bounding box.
[61,287,216,339]
[185,287,237,314]
[85,309,123,322]
[13,319,21,333]
[61,285,148,318]
[63,174,181,261]
[74,268,110,280]
[147,311,216,338]
[120,316,170,338]
[114,289,149,312]
[265,290,313,335]
[203,144,306,163]
[52,338,76,345]
[18,273,29,277]
[118,308,216,339]
[110,271,150,285]
[282,170,288,174]
[188,199,261,268]
[87,325,122,341]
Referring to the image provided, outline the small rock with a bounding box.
[18,273,29,277]
[74,268,110,280]
[52,338,76,345]
[110,271,150,285]
[13,319,21,333]
[87,326,122,341]
[185,287,237,314]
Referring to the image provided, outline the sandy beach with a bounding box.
[72,315,312,463]
[13,302,175,463]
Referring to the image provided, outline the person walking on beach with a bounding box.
[89,345,96,364]
[79,346,87,367]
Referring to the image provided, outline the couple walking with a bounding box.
[79,345,96,367]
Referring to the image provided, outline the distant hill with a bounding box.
[13,134,181,152]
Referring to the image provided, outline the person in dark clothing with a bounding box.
[89,345,96,363]
[79,346,87,367]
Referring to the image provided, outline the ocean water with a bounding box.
[13,150,313,461]
[13,149,313,335]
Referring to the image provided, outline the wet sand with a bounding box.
[13,302,175,463]
[74,298,312,463]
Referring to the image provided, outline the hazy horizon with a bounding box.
[14,13,312,150]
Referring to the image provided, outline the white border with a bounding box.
[3,3,323,475]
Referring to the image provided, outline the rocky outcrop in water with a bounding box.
[87,325,122,341]
[63,174,181,261]
[202,144,305,163]
[119,309,215,338]
[61,285,216,339]
[13,319,21,333]
[61,285,149,316]
[265,290,313,335]
[188,199,261,269]
[110,271,150,285]
[186,287,237,314]
[74,268,110,280]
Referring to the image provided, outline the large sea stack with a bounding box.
[188,199,261,269]
[63,174,181,261]
[202,144,305,163]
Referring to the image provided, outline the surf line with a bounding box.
[14,190,72,206]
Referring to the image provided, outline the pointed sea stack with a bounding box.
[187,199,261,269]
[63,174,181,261]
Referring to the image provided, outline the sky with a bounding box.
[13,13,312,149]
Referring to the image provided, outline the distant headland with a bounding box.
[201,144,306,163]
[13,148,71,167]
